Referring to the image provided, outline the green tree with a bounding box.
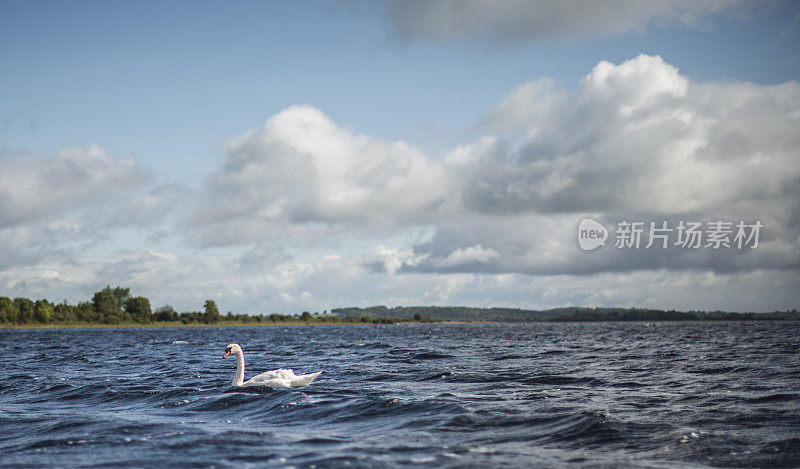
[34,300,54,323]
[124,297,152,323]
[14,298,35,323]
[75,301,98,323]
[54,301,76,322]
[154,305,178,322]
[300,311,312,322]
[0,297,18,323]
[92,289,120,323]
[107,286,130,310]
[203,300,220,323]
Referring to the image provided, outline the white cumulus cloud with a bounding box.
[0,144,147,229]
[191,55,800,282]
[3,55,798,312]
[191,104,451,246]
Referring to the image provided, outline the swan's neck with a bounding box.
[233,352,245,386]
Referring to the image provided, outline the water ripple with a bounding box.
[1,322,799,467]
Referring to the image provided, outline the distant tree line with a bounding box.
[333,306,800,322]
[0,287,437,326]
[6,289,794,326]
[0,286,214,325]
[0,286,262,325]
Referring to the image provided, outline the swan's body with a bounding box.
[223,343,321,388]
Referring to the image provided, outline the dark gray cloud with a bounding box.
[0,224,70,271]
[382,0,753,43]
[392,213,799,277]
[237,244,292,273]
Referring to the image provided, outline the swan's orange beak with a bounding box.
[223,350,230,357]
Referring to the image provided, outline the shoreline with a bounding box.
[0,320,446,330]
[2,318,795,330]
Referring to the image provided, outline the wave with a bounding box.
[2,322,799,468]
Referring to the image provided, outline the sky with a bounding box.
[1,0,799,314]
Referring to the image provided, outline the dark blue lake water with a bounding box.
[1,322,798,468]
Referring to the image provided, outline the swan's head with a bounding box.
[223,343,242,358]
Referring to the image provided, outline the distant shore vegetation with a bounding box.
[333,306,800,323]
[0,286,446,327]
[1,286,797,327]
[0,286,427,327]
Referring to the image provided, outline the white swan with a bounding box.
[223,343,322,388]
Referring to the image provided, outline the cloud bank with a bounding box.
[194,55,800,277]
[0,145,149,270]
[2,55,798,312]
